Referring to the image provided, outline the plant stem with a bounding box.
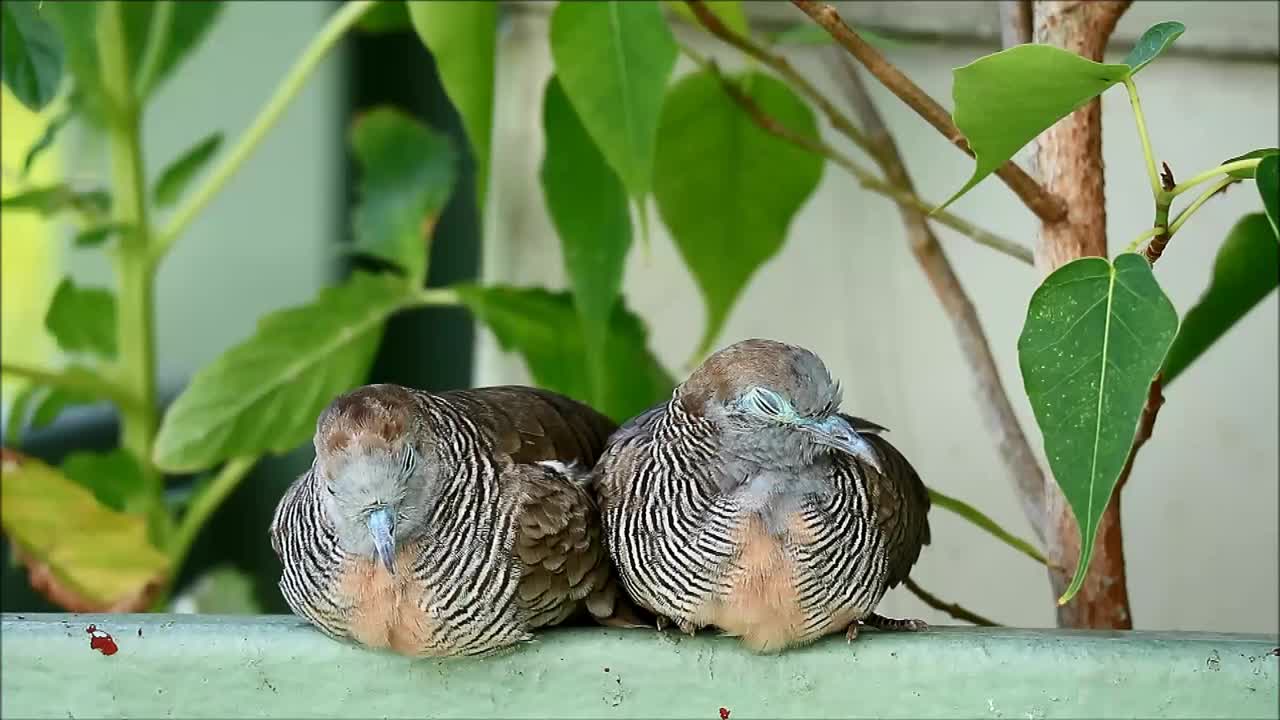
[0,362,138,411]
[1167,159,1259,198]
[1123,78,1160,199]
[96,2,163,532]
[413,286,462,307]
[1123,225,1165,254]
[151,0,378,265]
[134,0,174,98]
[1168,176,1238,236]
[928,487,1048,566]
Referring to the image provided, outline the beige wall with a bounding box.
[476,3,1279,632]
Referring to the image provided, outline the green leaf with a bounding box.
[350,107,457,285]
[44,277,117,359]
[1221,148,1278,179]
[944,45,1130,210]
[4,384,39,444]
[654,70,824,356]
[73,221,132,249]
[549,0,677,199]
[29,382,94,430]
[540,76,633,402]
[407,1,495,208]
[665,0,749,36]
[357,1,410,34]
[1162,214,1278,384]
[1,1,63,110]
[1122,21,1184,76]
[151,132,223,207]
[1,183,109,217]
[21,103,74,177]
[1,449,169,611]
[153,272,415,472]
[456,285,674,423]
[1257,154,1279,239]
[1018,253,1178,605]
[60,449,150,515]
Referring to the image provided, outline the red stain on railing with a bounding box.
[719,707,731,720]
[86,625,118,656]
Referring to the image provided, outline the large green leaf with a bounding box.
[1,0,64,110]
[1018,253,1178,604]
[549,0,677,199]
[42,1,222,122]
[654,70,824,356]
[943,45,1130,210]
[44,277,117,359]
[1162,214,1278,384]
[540,76,633,402]
[407,1,495,208]
[152,132,223,207]
[1221,148,1278,180]
[1257,154,1279,239]
[1121,21,1184,76]
[350,107,457,285]
[456,285,674,423]
[60,449,150,515]
[356,0,410,34]
[153,272,416,472]
[0,449,169,611]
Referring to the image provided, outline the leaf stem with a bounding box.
[151,0,378,265]
[928,487,1049,566]
[0,362,138,412]
[134,0,174,98]
[1167,159,1259,198]
[1168,176,1238,236]
[1123,225,1166,254]
[413,286,461,307]
[160,455,259,606]
[97,2,162,508]
[1123,78,1160,199]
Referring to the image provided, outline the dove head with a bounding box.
[313,384,440,574]
[679,338,881,472]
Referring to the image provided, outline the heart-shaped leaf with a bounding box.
[152,132,223,207]
[1222,148,1278,179]
[943,45,1130,210]
[0,449,169,611]
[540,76,633,402]
[350,107,457,285]
[456,285,674,423]
[1257,154,1279,239]
[1,1,63,111]
[153,272,416,472]
[549,0,677,200]
[44,277,116,359]
[1018,253,1178,604]
[1122,21,1185,76]
[407,1,495,208]
[654,70,824,356]
[1162,214,1279,384]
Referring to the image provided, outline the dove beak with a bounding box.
[367,507,396,575]
[806,415,883,474]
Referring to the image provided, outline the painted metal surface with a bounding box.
[2,613,1277,718]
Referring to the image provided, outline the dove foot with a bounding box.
[864,613,928,632]
[655,614,697,636]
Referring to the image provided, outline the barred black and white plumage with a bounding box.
[593,339,931,652]
[269,383,638,657]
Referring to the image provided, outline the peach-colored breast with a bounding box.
[335,541,439,656]
[693,515,857,652]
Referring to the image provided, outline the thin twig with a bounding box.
[828,50,1049,538]
[790,0,1068,224]
[1115,375,1164,494]
[904,578,999,626]
[684,49,1033,265]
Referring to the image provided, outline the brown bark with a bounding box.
[1031,0,1135,629]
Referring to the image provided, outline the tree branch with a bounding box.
[904,578,999,627]
[790,0,1068,224]
[826,51,1048,539]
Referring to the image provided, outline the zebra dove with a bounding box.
[594,338,931,652]
[270,383,636,657]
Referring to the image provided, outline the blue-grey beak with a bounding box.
[806,415,883,473]
[367,507,396,575]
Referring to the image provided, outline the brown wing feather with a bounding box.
[438,386,616,466]
[859,431,931,589]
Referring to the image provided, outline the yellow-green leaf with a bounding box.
[1121,21,1184,76]
[0,449,169,611]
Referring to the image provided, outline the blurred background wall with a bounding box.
[2,1,1275,633]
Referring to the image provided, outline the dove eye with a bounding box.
[741,387,794,422]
